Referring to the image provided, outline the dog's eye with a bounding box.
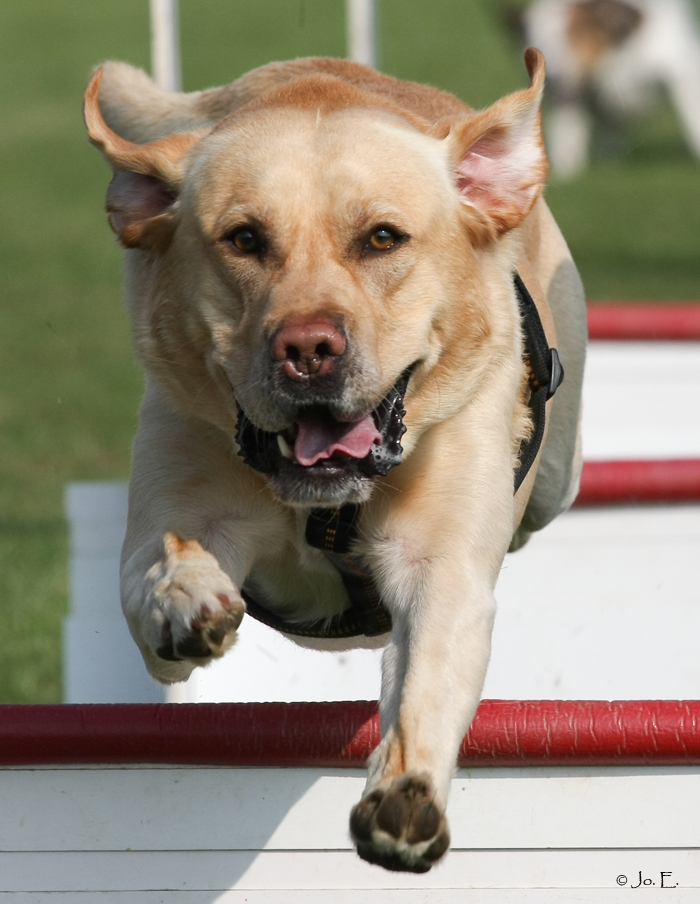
[222,226,264,255]
[365,226,405,254]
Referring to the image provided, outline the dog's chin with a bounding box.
[267,459,375,508]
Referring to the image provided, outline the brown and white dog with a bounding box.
[84,50,586,872]
[524,0,700,177]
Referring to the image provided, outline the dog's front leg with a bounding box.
[350,418,515,873]
[119,390,274,685]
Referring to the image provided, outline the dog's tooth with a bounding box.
[277,434,294,460]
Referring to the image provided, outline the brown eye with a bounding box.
[223,226,264,255]
[369,227,398,251]
[365,225,407,255]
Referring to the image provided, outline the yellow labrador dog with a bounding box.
[84,50,586,872]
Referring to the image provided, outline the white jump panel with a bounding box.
[2,765,700,899]
[1,853,698,898]
[3,894,698,903]
[64,482,163,703]
[486,504,700,699]
[167,618,383,704]
[583,342,700,459]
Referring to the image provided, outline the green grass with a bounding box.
[546,108,700,300]
[1,1,699,702]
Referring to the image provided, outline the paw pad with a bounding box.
[350,774,450,873]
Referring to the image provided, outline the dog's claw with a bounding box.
[423,831,450,863]
[174,632,213,660]
[155,641,183,662]
[349,790,383,842]
[156,603,243,664]
[350,773,450,873]
[170,610,244,661]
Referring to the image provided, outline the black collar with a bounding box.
[241,272,563,639]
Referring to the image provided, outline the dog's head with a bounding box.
[85,51,547,507]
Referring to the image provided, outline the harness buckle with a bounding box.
[547,348,564,400]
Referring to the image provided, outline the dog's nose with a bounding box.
[271,317,346,381]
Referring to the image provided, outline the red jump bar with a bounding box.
[576,459,700,505]
[2,700,700,768]
[588,302,700,340]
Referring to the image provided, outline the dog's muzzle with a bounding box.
[235,368,412,482]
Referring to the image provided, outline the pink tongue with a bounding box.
[294,410,381,466]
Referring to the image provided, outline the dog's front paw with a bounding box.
[142,532,245,671]
[350,773,450,873]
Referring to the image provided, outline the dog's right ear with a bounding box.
[84,69,208,251]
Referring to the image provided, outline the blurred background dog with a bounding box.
[499,0,700,177]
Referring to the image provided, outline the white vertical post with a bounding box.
[346,0,377,68]
[63,482,164,703]
[150,0,182,91]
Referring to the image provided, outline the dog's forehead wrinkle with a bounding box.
[209,105,445,181]
[325,111,449,175]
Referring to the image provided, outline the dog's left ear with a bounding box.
[84,69,209,251]
[437,48,548,242]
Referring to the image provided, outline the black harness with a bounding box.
[512,272,564,492]
[240,274,563,640]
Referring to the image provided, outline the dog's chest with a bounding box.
[245,515,350,623]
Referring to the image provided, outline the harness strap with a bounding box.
[240,582,372,639]
[513,272,564,491]
[242,272,563,639]
[305,506,392,636]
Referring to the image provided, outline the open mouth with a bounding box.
[235,369,412,489]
